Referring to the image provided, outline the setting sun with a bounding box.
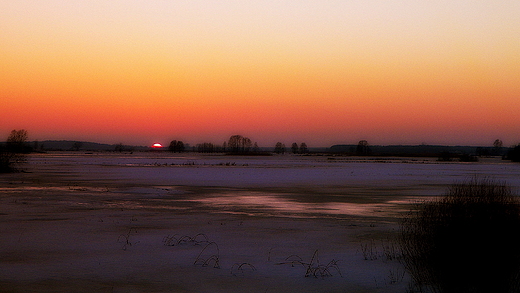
[152,143,162,148]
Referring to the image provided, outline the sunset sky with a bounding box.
[1,1,519,147]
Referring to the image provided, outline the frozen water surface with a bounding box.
[23,152,520,219]
[3,152,520,293]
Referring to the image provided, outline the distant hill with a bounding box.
[328,144,505,157]
[31,140,149,152]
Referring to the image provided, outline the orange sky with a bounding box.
[1,1,519,147]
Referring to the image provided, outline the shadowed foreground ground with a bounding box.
[1,153,519,292]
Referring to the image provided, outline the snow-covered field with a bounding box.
[1,152,519,292]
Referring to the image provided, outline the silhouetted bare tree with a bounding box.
[176,141,185,152]
[291,143,299,154]
[228,135,252,153]
[299,143,308,154]
[274,142,285,154]
[197,142,216,153]
[1,129,29,172]
[6,129,28,153]
[168,140,177,152]
[356,140,370,155]
[493,139,503,156]
[252,142,260,153]
[168,140,185,152]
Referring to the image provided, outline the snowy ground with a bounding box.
[1,152,519,292]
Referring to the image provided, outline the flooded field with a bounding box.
[19,152,520,219]
[1,152,519,292]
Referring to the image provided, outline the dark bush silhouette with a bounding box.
[1,129,29,172]
[459,153,478,162]
[400,178,520,293]
[506,145,520,162]
[114,143,124,152]
[0,149,15,173]
[72,141,83,151]
[438,151,453,162]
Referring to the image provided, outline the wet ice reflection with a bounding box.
[193,192,414,218]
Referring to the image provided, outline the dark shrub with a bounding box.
[400,178,520,293]
[0,149,26,173]
[0,149,14,173]
[506,145,520,162]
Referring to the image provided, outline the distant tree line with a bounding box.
[288,142,308,154]
[167,135,315,155]
[225,135,262,154]
[6,130,520,163]
[327,138,520,162]
[168,135,263,154]
[195,142,225,153]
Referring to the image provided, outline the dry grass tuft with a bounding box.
[400,178,520,293]
[277,250,342,278]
